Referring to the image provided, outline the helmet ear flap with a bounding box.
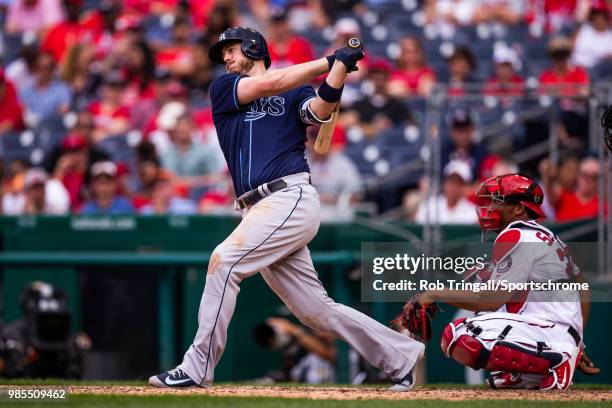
[242,40,258,58]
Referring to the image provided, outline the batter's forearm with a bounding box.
[309,61,348,120]
[237,58,329,104]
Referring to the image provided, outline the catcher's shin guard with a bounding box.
[539,348,581,391]
[440,319,564,375]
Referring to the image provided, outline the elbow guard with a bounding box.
[299,97,332,125]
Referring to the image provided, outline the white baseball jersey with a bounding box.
[489,220,583,336]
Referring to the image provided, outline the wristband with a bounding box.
[318,80,343,103]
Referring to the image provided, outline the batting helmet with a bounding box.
[209,27,271,68]
[475,174,545,235]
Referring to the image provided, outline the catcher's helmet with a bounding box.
[475,174,545,236]
[209,27,271,68]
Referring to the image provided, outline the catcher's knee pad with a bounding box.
[440,318,467,358]
[441,318,489,369]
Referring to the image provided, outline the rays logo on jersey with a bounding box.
[245,96,286,121]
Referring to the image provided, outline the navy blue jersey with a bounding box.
[210,73,315,197]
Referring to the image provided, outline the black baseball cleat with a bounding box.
[389,368,416,391]
[388,348,424,391]
[149,367,198,388]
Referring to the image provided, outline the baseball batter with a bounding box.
[399,174,598,390]
[149,27,424,390]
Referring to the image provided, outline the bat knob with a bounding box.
[347,38,361,49]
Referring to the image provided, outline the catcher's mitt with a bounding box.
[602,105,612,154]
[391,294,440,342]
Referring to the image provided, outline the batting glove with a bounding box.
[334,46,365,73]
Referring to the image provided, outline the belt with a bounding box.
[236,173,311,210]
[567,326,581,346]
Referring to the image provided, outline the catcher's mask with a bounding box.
[475,174,545,241]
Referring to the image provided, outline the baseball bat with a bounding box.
[314,37,361,154]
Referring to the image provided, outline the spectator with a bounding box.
[156,16,196,78]
[88,71,130,142]
[44,112,111,173]
[6,0,64,37]
[40,0,90,63]
[198,178,235,214]
[423,0,524,37]
[388,36,436,98]
[139,176,197,215]
[81,161,134,214]
[441,108,493,180]
[59,42,97,110]
[343,60,412,139]
[2,168,70,215]
[81,0,122,59]
[539,36,590,146]
[130,67,172,132]
[113,13,145,46]
[306,129,362,221]
[415,160,478,224]
[572,5,612,69]
[484,45,525,103]
[188,37,215,102]
[527,0,579,34]
[142,79,190,140]
[18,52,71,126]
[537,154,579,218]
[447,46,477,96]
[201,2,237,45]
[0,68,25,134]
[2,160,29,210]
[541,156,601,222]
[5,37,39,91]
[489,158,519,177]
[120,41,156,108]
[471,0,526,25]
[424,0,468,39]
[150,101,187,154]
[266,7,315,69]
[308,0,364,29]
[185,0,216,31]
[52,131,106,210]
[160,113,224,187]
[131,140,165,209]
[539,36,590,96]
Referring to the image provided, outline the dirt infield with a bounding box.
[3,385,611,401]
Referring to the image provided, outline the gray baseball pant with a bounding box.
[178,172,424,386]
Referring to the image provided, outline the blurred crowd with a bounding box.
[0,0,610,223]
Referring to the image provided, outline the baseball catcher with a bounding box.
[395,173,599,390]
